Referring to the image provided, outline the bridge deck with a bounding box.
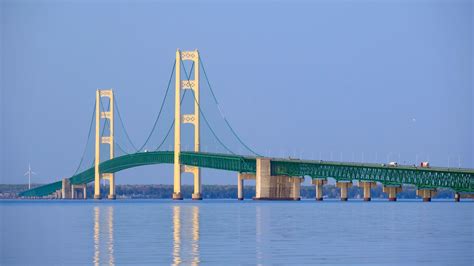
[20,151,474,197]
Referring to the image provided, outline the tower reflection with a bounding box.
[93,207,99,266]
[172,206,181,265]
[93,206,115,266]
[172,205,200,265]
[191,206,200,266]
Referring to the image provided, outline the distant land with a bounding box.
[0,184,460,199]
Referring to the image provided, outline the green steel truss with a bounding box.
[271,159,474,192]
[19,151,255,197]
[19,152,474,197]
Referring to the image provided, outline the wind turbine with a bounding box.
[24,164,36,189]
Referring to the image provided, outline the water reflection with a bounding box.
[256,206,263,263]
[107,207,114,265]
[172,205,200,265]
[191,206,200,266]
[93,207,99,266]
[172,206,181,265]
[93,206,115,266]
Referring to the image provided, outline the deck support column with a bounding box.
[312,179,327,201]
[417,188,436,202]
[71,184,76,199]
[71,184,87,199]
[238,173,255,200]
[358,181,377,201]
[255,158,300,200]
[383,185,402,201]
[454,192,460,202]
[255,158,271,200]
[237,173,244,200]
[336,181,352,201]
[290,177,303,201]
[62,178,72,199]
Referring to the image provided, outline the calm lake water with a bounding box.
[1,200,473,265]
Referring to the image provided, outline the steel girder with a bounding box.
[271,160,474,192]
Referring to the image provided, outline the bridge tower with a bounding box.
[94,89,115,200]
[173,49,202,200]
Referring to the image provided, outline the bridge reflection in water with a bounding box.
[92,205,200,265]
[93,206,115,266]
[173,206,200,265]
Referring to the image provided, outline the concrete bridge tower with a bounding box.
[173,49,202,200]
[94,89,115,199]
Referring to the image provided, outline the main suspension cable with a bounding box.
[155,119,175,151]
[114,96,139,152]
[199,55,260,156]
[138,61,176,151]
[72,100,97,175]
[153,62,194,151]
[181,60,235,155]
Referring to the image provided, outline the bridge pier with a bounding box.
[238,173,244,200]
[312,179,327,201]
[62,178,72,199]
[290,177,303,201]
[237,173,256,200]
[192,193,202,200]
[71,184,87,199]
[417,188,436,202]
[336,181,352,201]
[383,185,402,201]
[358,181,377,201]
[255,158,302,200]
[454,192,460,202]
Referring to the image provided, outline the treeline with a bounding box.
[0,184,457,199]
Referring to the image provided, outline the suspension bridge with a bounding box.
[20,50,474,201]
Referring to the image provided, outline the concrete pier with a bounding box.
[62,178,72,199]
[311,179,327,201]
[383,185,402,201]
[71,184,87,199]
[336,181,352,201]
[192,193,202,200]
[289,177,303,201]
[255,158,302,200]
[238,173,243,200]
[358,181,376,201]
[237,173,255,200]
[172,192,183,200]
[417,188,436,202]
[454,192,460,202]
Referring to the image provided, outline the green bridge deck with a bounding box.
[19,151,474,197]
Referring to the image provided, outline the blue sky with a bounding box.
[1,0,472,185]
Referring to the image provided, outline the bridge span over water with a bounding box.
[20,50,474,201]
[21,150,474,200]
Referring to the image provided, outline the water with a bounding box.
[1,200,473,265]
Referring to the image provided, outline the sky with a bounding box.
[1,0,473,186]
